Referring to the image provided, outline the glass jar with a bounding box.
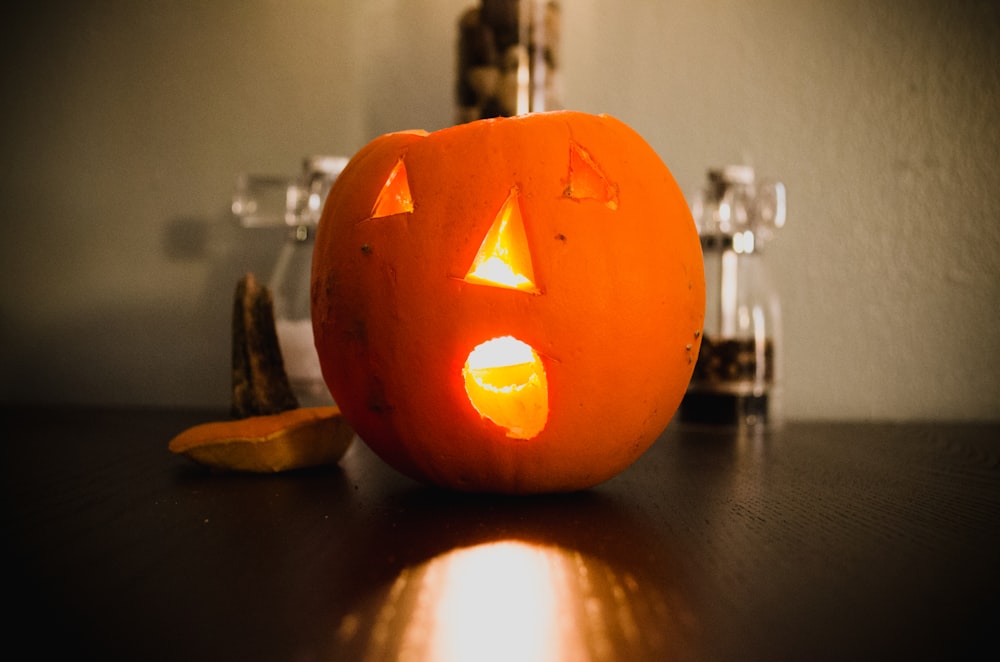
[232,155,349,407]
[456,0,561,123]
[680,165,786,429]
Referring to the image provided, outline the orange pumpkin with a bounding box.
[312,110,704,493]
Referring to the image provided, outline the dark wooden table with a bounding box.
[2,406,998,661]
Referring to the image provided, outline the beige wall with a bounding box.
[2,0,997,420]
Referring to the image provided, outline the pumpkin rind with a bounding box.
[312,111,704,493]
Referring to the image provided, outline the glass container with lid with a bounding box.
[456,0,562,123]
[680,165,787,429]
[232,155,349,407]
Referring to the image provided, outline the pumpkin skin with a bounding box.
[311,110,704,494]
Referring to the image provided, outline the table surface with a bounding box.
[2,406,998,661]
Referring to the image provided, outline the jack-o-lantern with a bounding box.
[312,111,704,493]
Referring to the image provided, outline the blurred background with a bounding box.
[1,0,997,420]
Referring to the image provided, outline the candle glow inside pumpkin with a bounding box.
[460,186,547,438]
[463,336,548,440]
[464,187,538,293]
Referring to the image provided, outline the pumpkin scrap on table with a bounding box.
[168,406,353,473]
[311,110,705,494]
[169,273,353,473]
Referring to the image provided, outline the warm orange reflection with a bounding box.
[343,540,672,661]
[426,541,560,661]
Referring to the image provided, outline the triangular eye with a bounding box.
[371,157,414,218]
[463,187,538,293]
[564,142,619,210]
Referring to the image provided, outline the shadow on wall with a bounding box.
[0,211,287,409]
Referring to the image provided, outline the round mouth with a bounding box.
[463,336,549,440]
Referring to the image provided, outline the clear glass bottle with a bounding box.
[455,0,561,123]
[680,165,787,429]
[232,155,349,407]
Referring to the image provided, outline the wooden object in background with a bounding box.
[231,273,299,418]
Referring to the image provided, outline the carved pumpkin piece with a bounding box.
[312,111,705,493]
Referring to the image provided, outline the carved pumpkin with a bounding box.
[312,110,704,493]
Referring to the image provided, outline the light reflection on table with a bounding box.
[338,538,680,661]
[7,408,996,660]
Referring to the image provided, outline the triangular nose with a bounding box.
[464,187,538,293]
